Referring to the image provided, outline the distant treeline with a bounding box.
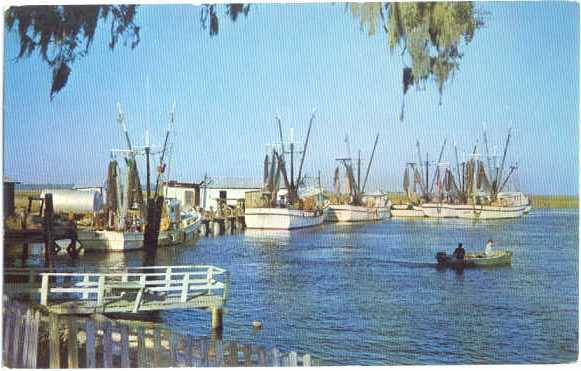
[15,183,74,190]
[387,192,578,209]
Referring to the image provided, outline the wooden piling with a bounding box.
[43,193,55,267]
[211,307,223,331]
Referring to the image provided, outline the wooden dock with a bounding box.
[4,265,229,325]
[2,296,318,368]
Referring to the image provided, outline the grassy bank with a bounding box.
[531,195,578,209]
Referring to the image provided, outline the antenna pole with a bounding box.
[361,133,379,193]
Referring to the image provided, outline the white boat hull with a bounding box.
[326,204,390,222]
[391,205,425,218]
[244,208,327,230]
[77,230,144,252]
[456,205,527,219]
[422,203,527,219]
[421,203,461,218]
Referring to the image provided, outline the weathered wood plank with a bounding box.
[27,311,41,368]
[48,314,60,368]
[200,338,209,367]
[120,325,130,368]
[215,338,224,367]
[184,335,193,366]
[67,319,79,368]
[3,310,13,366]
[21,309,32,367]
[257,346,267,366]
[288,351,298,367]
[11,308,23,368]
[102,321,113,368]
[228,341,239,366]
[169,332,179,367]
[153,328,162,366]
[85,320,97,368]
[243,344,252,366]
[137,326,147,368]
[271,347,281,367]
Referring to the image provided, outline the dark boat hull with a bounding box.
[436,251,513,267]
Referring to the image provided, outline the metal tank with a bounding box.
[40,189,103,214]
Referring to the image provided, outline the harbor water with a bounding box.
[6,208,578,365]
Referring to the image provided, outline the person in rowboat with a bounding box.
[453,243,465,260]
[485,240,494,256]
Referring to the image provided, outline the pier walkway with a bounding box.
[3,265,228,317]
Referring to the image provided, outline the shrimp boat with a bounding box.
[244,112,328,230]
[78,104,201,252]
[391,158,427,218]
[419,127,531,219]
[326,134,391,222]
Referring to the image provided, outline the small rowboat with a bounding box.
[435,250,513,267]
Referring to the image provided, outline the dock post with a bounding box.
[43,193,55,268]
[211,307,223,332]
[212,220,221,236]
[200,221,207,237]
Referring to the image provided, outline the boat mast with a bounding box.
[430,138,447,193]
[357,150,361,194]
[483,122,493,177]
[416,140,424,186]
[495,128,512,195]
[361,133,379,194]
[153,102,175,198]
[290,128,294,189]
[425,152,429,200]
[454,141,462,193]
[295,110,316,189]
[499,164,517,193]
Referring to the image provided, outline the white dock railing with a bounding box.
[4,265,228,313]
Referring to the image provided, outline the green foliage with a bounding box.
[5,5,140,99]
[350,2,484,121]
[5,4,250,99]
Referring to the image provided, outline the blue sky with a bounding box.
[3,2,579,195]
